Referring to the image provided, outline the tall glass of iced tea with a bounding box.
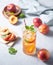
[23,25,36,55]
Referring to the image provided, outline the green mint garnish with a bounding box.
[25,26,30,29]
[25,25,35,32]
[8,47,17,55]
[19,13,25,18]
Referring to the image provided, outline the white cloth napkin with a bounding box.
[19,0,53,26]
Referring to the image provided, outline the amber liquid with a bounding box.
[23,30,36,55]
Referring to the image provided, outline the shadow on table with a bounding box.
[44,53,53,65]
[46,30,53,37]
[14,21,22,26]
[12,37,21,46]
[31,48,40,57]
[30,48,53,65]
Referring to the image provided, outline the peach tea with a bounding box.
[23,25,36,55]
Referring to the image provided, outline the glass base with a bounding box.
[23,49,36,56]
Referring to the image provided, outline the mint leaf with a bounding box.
[25,26,30,30]
[19,13,25,18]
[8,47,17,55]
[30,28,35,32]
[30,25,34,27]
[25,25,35,32]
[30,25,35,32]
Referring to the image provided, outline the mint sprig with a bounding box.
[8,47,17,55]
[25,25,35,32]
[25,26,30,29]
[19,13,25,18]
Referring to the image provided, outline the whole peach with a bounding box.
[7,3,16,12]
[33,18,42,27]
[39,24,49,34]
[37,49,50,61]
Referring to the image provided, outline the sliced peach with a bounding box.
[3,33,16,41]
[8,34,16,41]
[28,45,35,53]
[4,34,11,41]
[9,15,18,24]
[0,28,9,35]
